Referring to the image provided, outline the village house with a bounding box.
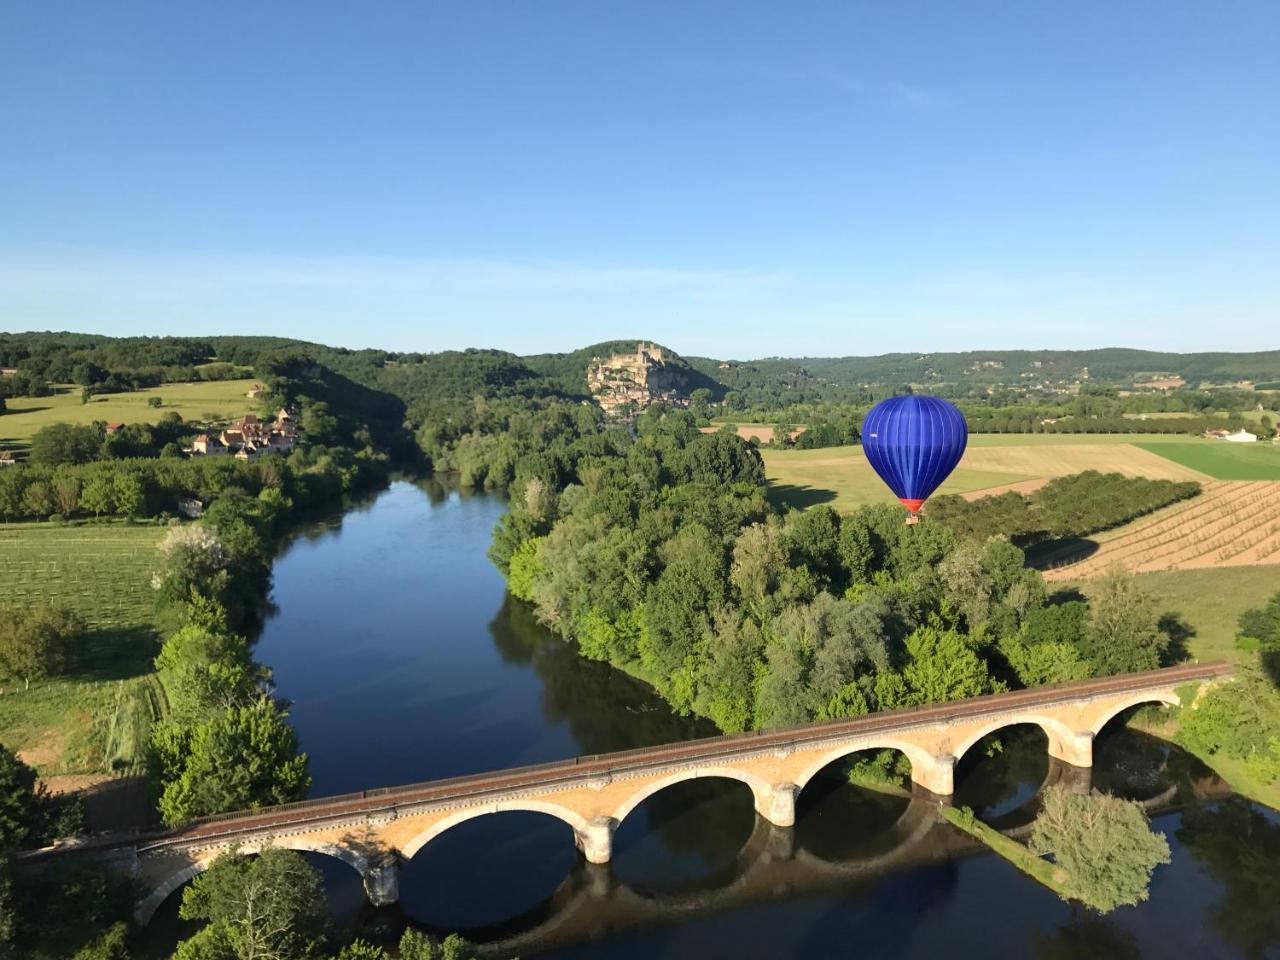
[186,407,299,458]
[189,434,228,456]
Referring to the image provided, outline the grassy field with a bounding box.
[1058,566,1278,664]
[1138,440,1280,480]
[0,521,168,776]
[0,378,258,445]
[762,445,1029,512]
[763,435,1210,513]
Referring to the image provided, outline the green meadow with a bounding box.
[1138,440,1280,480]
[0,521,168,775]
[0,378,259,446]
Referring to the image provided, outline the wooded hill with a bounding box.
[690,348,1280,389]
[4,334,1280,420]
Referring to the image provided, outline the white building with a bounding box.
[1223,430,1258,443]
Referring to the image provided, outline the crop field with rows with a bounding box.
[1043,480,1280,579]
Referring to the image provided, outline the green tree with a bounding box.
[176,847,327,960]
[900,624,993,705]
[729,520,787,611]
[110,472,144,518]
[158,699,310,824]
[334,942,388,960]
[1080,568,1167,675]
[0,745,37,850]
[28,423,103,466]
[152,524,232,610]
[51,471,82,517]
[1176,669,1280,783]
[79,476,114,517]
[1030,786,1171,913]
[0,604,83,690]
[154,624,260,724]
[70,923,131,960]
[999,636,1092,687]
[398,930,480,960]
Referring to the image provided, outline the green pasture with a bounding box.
[0,521,168,775]
[1060,566,1279,665]
[0,378,259,444]
[1137,440,1280,480]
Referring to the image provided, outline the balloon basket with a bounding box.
[904,514,920,526]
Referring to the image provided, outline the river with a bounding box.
[144,481,1280,958]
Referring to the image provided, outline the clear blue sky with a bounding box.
[2,2,1276,358]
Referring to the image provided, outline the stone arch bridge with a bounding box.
[29,662,1229,924]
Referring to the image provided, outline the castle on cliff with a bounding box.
[586,343,689,415]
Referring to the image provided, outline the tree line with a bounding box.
[925,471,1202,546]
[485,405,1177,735]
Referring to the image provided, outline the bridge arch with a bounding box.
[950,713,1079,767]
[609,766,773,827]
[790,739,937,793]
[1088,690,1180,737]
[136,836,373,925]
[400,800,592,860]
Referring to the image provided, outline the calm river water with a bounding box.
[146,481,1280,959]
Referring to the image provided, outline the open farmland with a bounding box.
[762,445,1028,512]
[764,434,1211,513]
[0,378,258,445]
[1056,566,1280,665]
[0,522,167,777]
[1137,439,1280,480]
[1042,480,1280,579]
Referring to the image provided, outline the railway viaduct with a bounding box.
[29,662,1230,924]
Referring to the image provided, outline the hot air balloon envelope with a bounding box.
[861,396,968,516]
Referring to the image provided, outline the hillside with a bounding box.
[689,348,1280,391]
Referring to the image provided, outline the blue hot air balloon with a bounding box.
[861,396,968,521]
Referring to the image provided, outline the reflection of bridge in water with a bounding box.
[474,763,1227,957]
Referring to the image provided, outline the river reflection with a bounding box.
[138,482,1280,959]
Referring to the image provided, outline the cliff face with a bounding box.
[587,342,690,415]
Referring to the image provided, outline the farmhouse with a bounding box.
[189,434,227,456]
[1223,430,1259,443]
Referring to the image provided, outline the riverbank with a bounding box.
[940,805,1071,895]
